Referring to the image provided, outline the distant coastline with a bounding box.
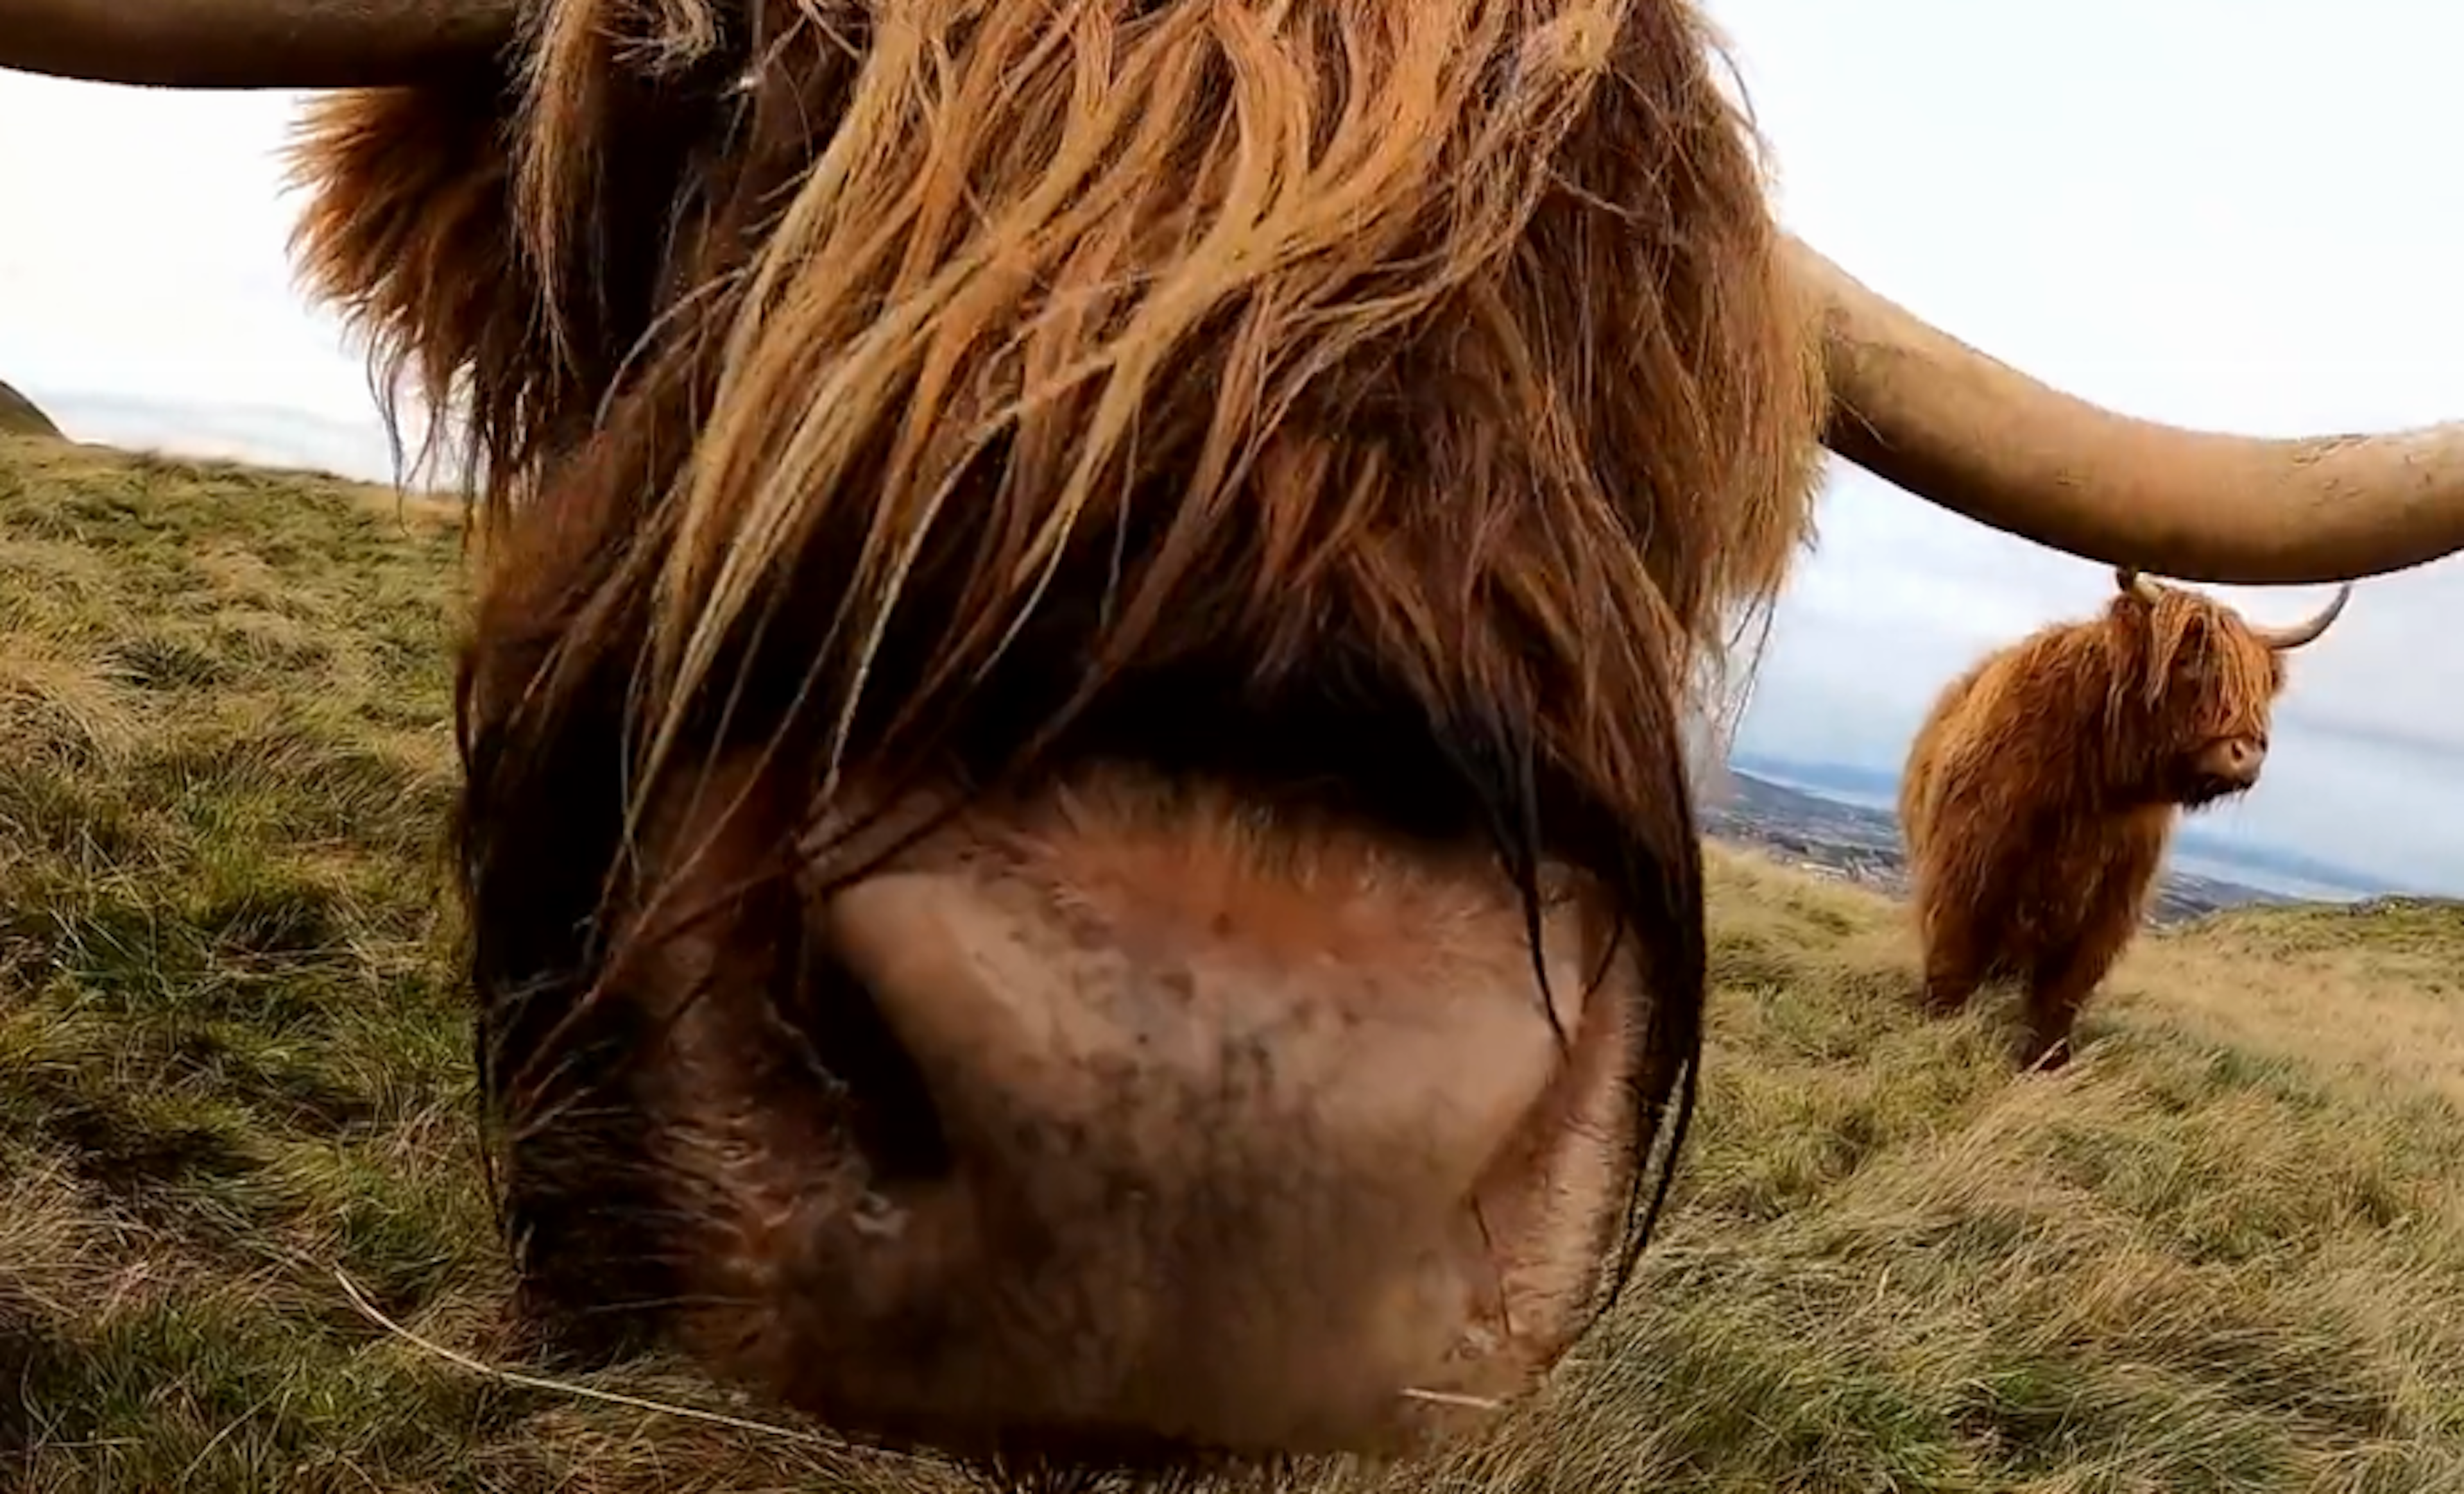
[1721,751,2395,904]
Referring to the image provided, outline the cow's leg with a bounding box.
[2015,829,2166,1071]
[2015,962,2091,1071]
[2016,909,2138,1071]
[1920,937,1987,1017]
[1914,877,2008,1018]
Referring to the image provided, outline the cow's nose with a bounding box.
[747,831,1643,1466]
[2196,734,2267,785]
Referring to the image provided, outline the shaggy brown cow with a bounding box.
[14,0,2464,1476]
[1899,570,2350,1070]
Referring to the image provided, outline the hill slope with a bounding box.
[4,434,2464,1492]
[0,380,61,439]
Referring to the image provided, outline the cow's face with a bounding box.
[2109,571,2344,811]
[431,0,1810,1462]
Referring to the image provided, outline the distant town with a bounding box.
[1702,752,2403,927]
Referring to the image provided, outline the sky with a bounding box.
[3,1,2463,890]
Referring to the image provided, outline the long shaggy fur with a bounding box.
[283,0,1829,1382]
[1898,577,2297,1064]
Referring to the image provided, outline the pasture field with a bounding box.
[3,432,2464,1493]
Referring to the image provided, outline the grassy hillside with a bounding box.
[4,431,2464,1493]
[0,380,61,439]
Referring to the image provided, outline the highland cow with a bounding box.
[13,0,2464,1477]
[1899,569,2350,1069]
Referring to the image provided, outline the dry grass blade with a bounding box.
[329,1266,841,1448]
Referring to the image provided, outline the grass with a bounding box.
[4,431,2464,1492]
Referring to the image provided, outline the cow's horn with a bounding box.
[0,0,518,89]
[2253,582,2353,651]
[1789,235,2464,586]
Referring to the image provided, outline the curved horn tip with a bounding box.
[2261,581,2355,652]
[2115,568,2163,605]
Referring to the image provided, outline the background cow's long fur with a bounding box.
[1899,581,2297,1063]
[281,0,1831,1380]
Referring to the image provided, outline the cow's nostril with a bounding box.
[789,952,955,1185]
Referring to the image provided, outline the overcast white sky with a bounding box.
[3,0,2462,890]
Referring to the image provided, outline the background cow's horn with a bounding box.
[1787,235,2464,586]
[0,0,518,89]
[2252,581,2353,651]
